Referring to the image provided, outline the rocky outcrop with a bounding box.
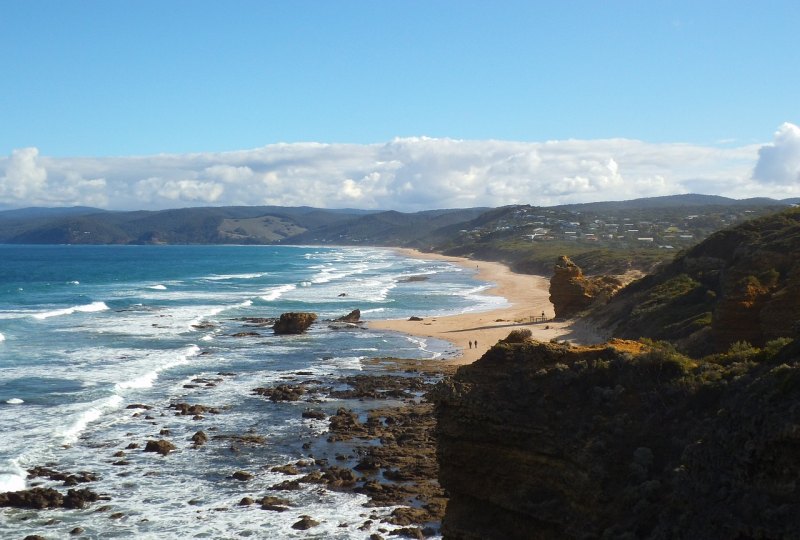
[0,487,103,509]
[548,256,623,318]
[272,312,317,334]
[335,309,361,323]
[431,335,800,539]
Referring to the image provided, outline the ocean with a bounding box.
[0,244,505,538]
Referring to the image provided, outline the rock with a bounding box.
[260,495,291,511]
[191,430,208,446]
[271,464,300,475]
[143,440,176,456]
[170,403,219,416]
[335,309,361,323]
[272,312,317,334]
[292,515,320,530]
[231,471,253,481]
[24,536,47,540]
[549,255,623,318]
[328,322,361,330]
[231,331,260,337]
[125,404,152,410]
[302,408,327,420]
[0,487,102,510]
[399,275,429,283]
[389,527,425,539]
[70,527,85,535]
[252,384,306,402]
[239,497,254,506]
[408,316,423,321]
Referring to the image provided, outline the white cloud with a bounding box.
[752,122,800,187]
[0,147,47,200]
[1,127,796,211]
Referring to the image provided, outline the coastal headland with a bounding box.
[369,248,603,364]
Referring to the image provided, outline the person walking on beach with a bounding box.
[468,340,472,349]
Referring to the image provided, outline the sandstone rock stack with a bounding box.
[548,256,622,318]
[272,312,317,334]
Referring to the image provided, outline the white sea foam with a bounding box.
[203,272,265,281]
[5,398,23,405]
[0,332,4,342]
[56,394,124,445]
[260,283,296,301]
[148,284,167,290]
[114,344,200,391]
[0,462,27,492]
[69,280,80,285]
[33,301,109,320]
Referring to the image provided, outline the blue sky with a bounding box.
[1,1,799,209]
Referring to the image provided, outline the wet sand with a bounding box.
[369,248,603,365]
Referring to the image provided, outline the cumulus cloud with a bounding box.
[753,122,800,188]
[1,127,796,211]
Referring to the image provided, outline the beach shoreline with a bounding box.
[369,247,603,365]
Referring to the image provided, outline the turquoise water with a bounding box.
[0,244,504,538]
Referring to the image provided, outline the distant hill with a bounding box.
[557,193,797,212]
[0,195,796,254]
[592,207,800,355]
[0,204,486,246]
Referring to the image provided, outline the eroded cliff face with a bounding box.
[431,337,800,539]
[548,256,623,318]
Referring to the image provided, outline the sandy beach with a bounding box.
[369,248,603,365]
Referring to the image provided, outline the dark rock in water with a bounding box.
[231,470,253,481]
[292,515,320,530]
[399,275,429,283]
[260,495,292,512]
[408,316,423,321]
[269,479,301,491]
[239,497,254,506]
[338,292,347,297]
[389,527,425,539]
[252,383,306,402]
[143,440,176,456]
[302,408,327,420]
[170,402,219,416]
[231,331,260,338]
[24,536,47,540]
[191,430,208,446]
[273,312,317,334]
[328,322,361,330]
[0,487,63,509]
[125,403,152,410]
[335,309,361,323]
[70,527,85,535]
[271,464,300,475]
[0,487,102,510]
[125,443,139,449]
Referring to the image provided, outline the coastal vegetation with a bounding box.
[433,206,800,538]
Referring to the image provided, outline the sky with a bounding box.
[1,0,799,211]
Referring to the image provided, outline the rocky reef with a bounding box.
[548,256,623,318]
[272,312,317,334]
[431,336,800,539]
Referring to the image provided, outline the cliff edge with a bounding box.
[431,337,800,539]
